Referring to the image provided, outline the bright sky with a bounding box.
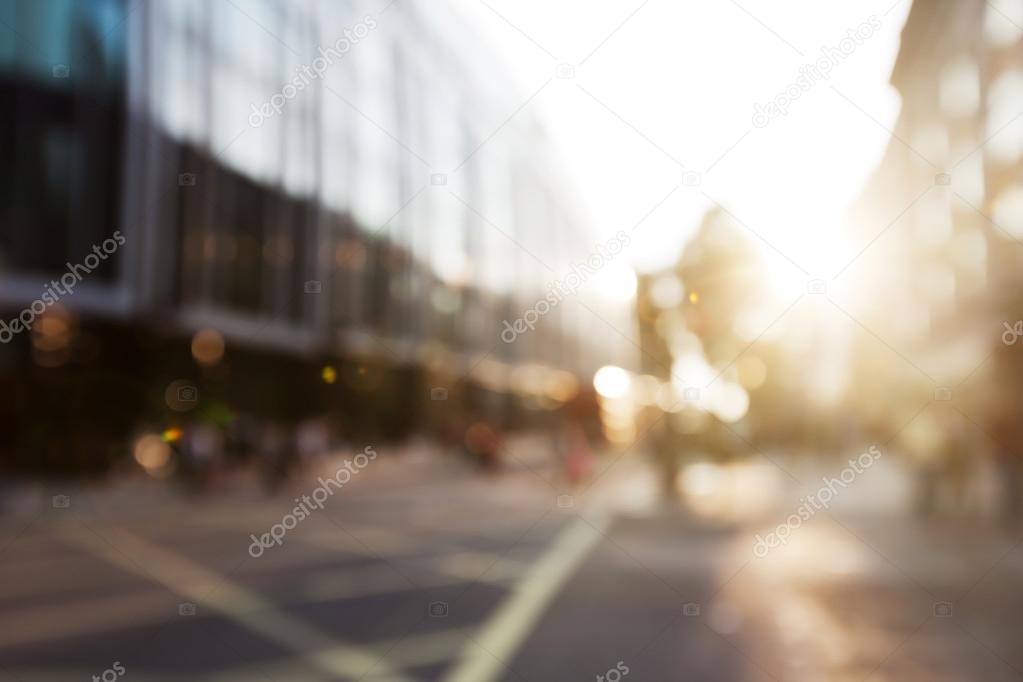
[450,0,913,276]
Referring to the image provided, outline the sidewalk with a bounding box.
[0,432,619,524]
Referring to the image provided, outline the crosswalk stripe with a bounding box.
[442,512,611,682]
[56,522,415,682]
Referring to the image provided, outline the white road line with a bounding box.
[0,589,172,648]
[299,524,417,554]
[442,512,612,682]
[303,553,524,603]
[427,551,529,585]
[299,527,530,590]
[4,540,525,649]
[56,524,415,682]
[371,625,477,669]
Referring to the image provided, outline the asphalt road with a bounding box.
[2,442,1022,681]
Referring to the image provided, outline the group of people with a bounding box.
[904,405,1022,527]
[175,415,331,491]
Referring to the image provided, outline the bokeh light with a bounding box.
[191,329,225,366]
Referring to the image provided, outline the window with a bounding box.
[0,0,128,282]
[939,56,979,118]
[986,69,1023,166]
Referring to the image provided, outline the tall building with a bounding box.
[0,0,636,469]
[846,0,1023,438]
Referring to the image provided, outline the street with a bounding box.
[5,0,1023,680]
[2,442,1022,681]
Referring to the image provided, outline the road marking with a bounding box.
[371,625,477,669]
[429,551,528,585]
[303,553,523,603]
[300,524,416,554]
[0,589,171,648]
[442,512,611,682]
[56,523,415,682]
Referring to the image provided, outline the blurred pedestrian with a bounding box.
[990,402,1023,529]
[558,421,594,487]
[181,420,223,491]
[901,412,943,518]
[941,418,972,516]
[464,420,503,471]
[296,416,330,469]
[259,421,294,492]
[650,418,682,503]
[226,412,260,464]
